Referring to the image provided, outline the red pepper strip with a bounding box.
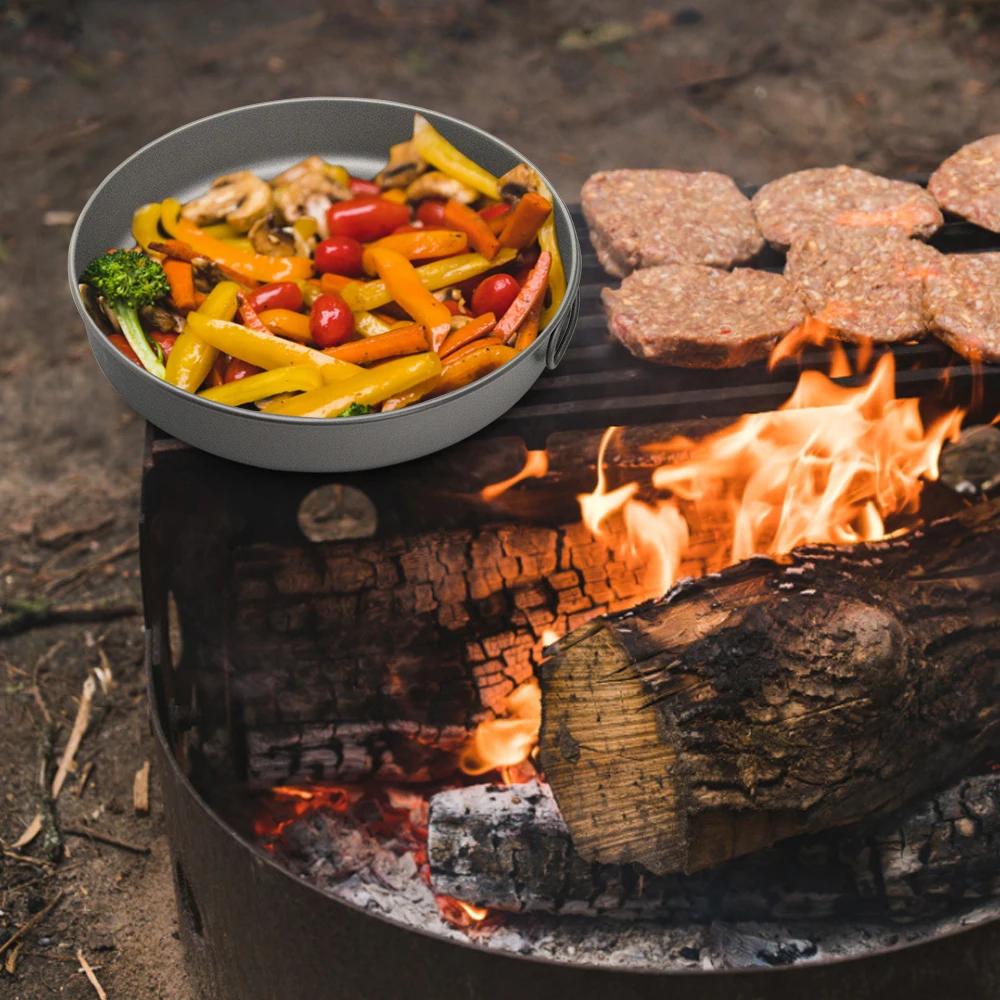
[442,199,501,259]
[438,312,496,358]
[238,293,273,336]
[493,251,551,345]
[479,203,513,236]
[108,333,140,365]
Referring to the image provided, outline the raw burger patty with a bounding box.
[581,169,764,278]
[924,253,1000,362]
[785,228,942,344]
[752,166,943,249]
[929,135,1000,233]
[601,264,807,368]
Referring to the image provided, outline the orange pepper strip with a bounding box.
[323,323,428,365]
[367,229,468,263]
[319,272,355,293]
[149,240,259,289]
[494,251,551,345]
[364,246,453,351]
[498,192,553,251]
[439,312,496,358]
[514,299,542,353]
[259,308,313,343]
[162,259,196,312]
[175,219,314,282]
[442,199,500,259]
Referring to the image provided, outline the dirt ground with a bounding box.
[3,0,1000,996]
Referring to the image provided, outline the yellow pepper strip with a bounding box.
[198,366,324,406]
[132,203,163,254]
[294,218,319,241]
[354,310,395,338]
[341,248,517,313]
[380,188,409,205]
[184,313,361,384]
[160,198,181,237]
[412,113,500,201]
[200,222,239,239]
[259,308,312,342]
[261,352,442,418]
[166,281,241,391]
[220,237,254,252]
[534,175,566,327]
[175,219,314,283]
[363,247,452,349]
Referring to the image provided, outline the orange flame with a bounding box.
[480,449,549,501]
[577,336,964,598]
[459,679,541,777]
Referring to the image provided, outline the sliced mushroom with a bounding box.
[274,170,353,239]
[80,283,120,335]
[375,139,428,189]
[140,304,181,333]
[272,156,349,189]
[498,163,542,204]
[248,214,298,257]
[405,171,478,205]
[181,171,274,233]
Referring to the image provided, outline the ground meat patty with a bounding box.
[928,135,1000,233]
[601,264,806,368]
[924,253,1000,362]
[785,228,942,344]
[581,169,764,277]
[752,166,943,249]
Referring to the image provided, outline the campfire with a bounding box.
[245,321,1000,955]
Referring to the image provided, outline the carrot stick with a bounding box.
[439,312,496,358]
[148,240,261,289]
[443,199,501,259]
[323,323,429,365]
[514,299,542,352]
[441,336,503,364]
[163,259,196,312]
[493,251,551,344]
[320,272,356,293]
[498,192,552,251]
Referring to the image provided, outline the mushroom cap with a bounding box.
[404,171,478,204]
[180,170,274,234]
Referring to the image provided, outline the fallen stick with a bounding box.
[62,826,151,855]
[77,948,109,1000]
[428,775,1000,924]
[43,536,138,595]
[0,891,64,958]
[0,598,141,638]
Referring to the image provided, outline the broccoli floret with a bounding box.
[337,402,374,418]
[81,250,170,378]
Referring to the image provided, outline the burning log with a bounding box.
[538,497,1000,875]
[427,774,1000,923]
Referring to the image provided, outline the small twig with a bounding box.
[43,536,138,595]
[5,942,22,974]
[77,948,108,1000]
[62,826,151,855]
[2,846,54,867]
[0,890,64,958]
[0,598,141,638]
[6,861,83,892]
[76,761,94,797]
[30,640,66,727]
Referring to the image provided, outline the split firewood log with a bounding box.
[538,497,1000,875]
[427,774,1000,923]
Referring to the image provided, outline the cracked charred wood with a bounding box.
[427,775,1000,923]
[537,497,1000,875]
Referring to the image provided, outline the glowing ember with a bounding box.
[460,679,541,777]
[457,901,489,921]
[541,627,560,648]
[480,449,549,501]
[576,329,964,597]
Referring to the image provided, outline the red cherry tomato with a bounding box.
[309,293,356,348]
[471,274,521,318]
[246,281,303,314]
[149,331,177,361]
[225,358,263,383]
[314,236,365,278]
[326,197,410,242]
[416,199,447,226]
[349,176,382,197]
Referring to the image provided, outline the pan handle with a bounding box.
[545,290,581,370]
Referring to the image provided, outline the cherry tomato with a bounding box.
[309,293,355,348]
[108,334,140,364]
[225,357,263,382]
[471,274,521,318]
[247,281,303,314]
[326,197,410,242]
[416,199,447,226]
[149,331,177,361]
[314,236,365,277]
[349,176,382,197]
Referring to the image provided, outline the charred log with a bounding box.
[427,774,1000,923]
[538,498,1000,875]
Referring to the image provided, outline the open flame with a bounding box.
[460,679,542,778]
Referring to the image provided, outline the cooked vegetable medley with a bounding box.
[81,115,564,418]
